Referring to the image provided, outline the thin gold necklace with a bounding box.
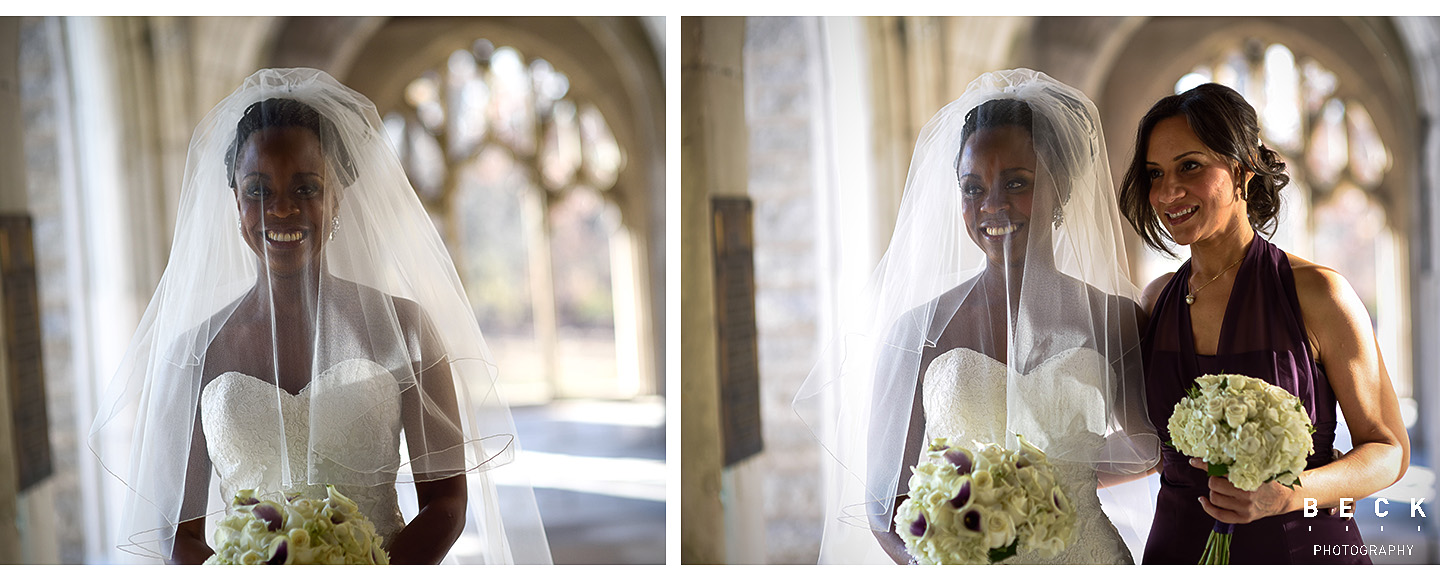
[1185,253,1245,305]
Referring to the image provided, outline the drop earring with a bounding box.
[330,215,341,241]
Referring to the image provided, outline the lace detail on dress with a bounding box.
[201,359,406,545]
[921,347,1133,565]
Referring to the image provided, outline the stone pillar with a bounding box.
[188,17,276,116]
[681,16,755,564]
[1396,15,1440,560]
[0,15,26,565]
[60,16,170,562]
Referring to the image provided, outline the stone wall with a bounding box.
[742,16,825,565]
[16,16,83,564]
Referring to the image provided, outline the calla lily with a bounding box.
[943,448,973,474]
[910,513,927,537]
[266,539,290,565]
[962,509,982,532]
[949,479,972,509]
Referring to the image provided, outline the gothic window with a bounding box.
[384,40,630,402]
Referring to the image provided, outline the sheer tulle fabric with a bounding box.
[88,68,550,564]
[793,69,1161,563]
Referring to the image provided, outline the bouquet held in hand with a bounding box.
[894,436,1077,564]
[1167,373,1315,564]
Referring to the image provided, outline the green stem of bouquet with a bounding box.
[1199,530,1233,564]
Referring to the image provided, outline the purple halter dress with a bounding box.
[1141,237,1370,564]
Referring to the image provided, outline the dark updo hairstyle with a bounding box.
[955,93,1097,212]
[225,98,358,189]
[957,99,1036,163]
[1119,83,1290,255]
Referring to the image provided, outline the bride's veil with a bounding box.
[87,68,550,564]
[793,68,1161,563]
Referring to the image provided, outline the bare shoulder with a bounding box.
[389,295,446,352]
[1285,253,1372,360]
[1285,252,1362,313]
[1140,272,1175,316]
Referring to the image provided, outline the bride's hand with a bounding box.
[1190,458,1296,524]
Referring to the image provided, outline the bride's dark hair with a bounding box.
[957,99,1034,155]
[1119,83,1290,255]
[224,98,359,189]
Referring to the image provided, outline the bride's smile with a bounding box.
[979,219,1022,240]
[264,228,309,245]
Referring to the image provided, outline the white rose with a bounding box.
[1224,402,1249,427]
[1205,397,1226,420]
[982,509,1016,550]
[1002,487,1029,519]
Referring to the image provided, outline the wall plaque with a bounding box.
[0,214,52,492]
[711,197,763,466]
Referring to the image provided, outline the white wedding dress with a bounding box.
[200,358,407,544]
[921,346,1133,564]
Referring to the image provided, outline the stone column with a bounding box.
[681,16,757,564]
[0,15,26,565]
[1396,15,1440,561]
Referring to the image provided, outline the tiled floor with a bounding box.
[511,398,666,564]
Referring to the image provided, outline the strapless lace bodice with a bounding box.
[921,347,1132,564]
[201,359,406,545]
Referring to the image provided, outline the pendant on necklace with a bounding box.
[1185,294,1195,305]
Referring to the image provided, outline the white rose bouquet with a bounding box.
[1166,373,1315,564]
[894,436,1076,564]
[204,485,391,565]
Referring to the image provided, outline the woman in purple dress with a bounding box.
[1118,83,1410,564]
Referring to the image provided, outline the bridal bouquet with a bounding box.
[1167,373,1315,564]
[894,436,1076,564]
[205,485,390,565]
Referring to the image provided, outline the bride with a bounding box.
[88,68,551,564]
[795,69,1160,564]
